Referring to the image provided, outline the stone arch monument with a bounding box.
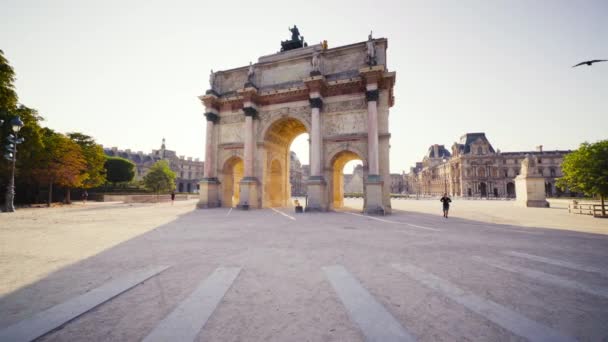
[198,30,396,214]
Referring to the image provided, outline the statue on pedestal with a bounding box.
[366,31,377,66]
[310,51,322,76]
[520,154,536,177]
[209,69,215,89]
[247,62,254,84]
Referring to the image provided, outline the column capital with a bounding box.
[309,97,323,109]
[365,89,379,102]
[204,112,219,123]
[242,106,258,118]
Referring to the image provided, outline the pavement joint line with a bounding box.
[142,267,241,342]
[226,208,232,216]
[0,265,171,342]
[344,212,440,231]
[271,207,296,221]
[322,265,416,342]
[391,263,576,342]
[471,256,608,299]
[504,251,608,276]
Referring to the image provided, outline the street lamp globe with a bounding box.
[10,116,23,132]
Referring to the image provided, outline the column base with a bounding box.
[364,176,385,215]
[238,177,260,209]
[305,176,327,212]
[197,178,221,208]
[515,176,550,208]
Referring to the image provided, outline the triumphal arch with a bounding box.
[198,28,396,214]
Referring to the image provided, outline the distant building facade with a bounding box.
[104,139,204,193]
[405,133,570,198]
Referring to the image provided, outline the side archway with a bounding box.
[221,156,244,207]
[328,149,366,210]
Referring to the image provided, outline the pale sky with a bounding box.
[1,0,606,173]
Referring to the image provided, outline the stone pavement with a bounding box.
[347,198,608,235]
[1,201,607,341]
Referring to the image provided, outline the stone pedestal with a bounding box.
[238,177,260,209]
[305,176,327,212]
[364,176,385,215]
[515,176,549,208]
[197,178,221,208]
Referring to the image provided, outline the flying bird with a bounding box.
[572,59,607,68]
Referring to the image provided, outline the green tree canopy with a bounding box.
[104,157,135,185]
[557,140,608,215]
[143,160,176,194]
[33,129,87,204]
[1,50,45,191]
[68,132,106,188]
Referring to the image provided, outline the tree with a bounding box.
[33,129,87,205]
[104,157,135,185]
[68,133,106,189]
[143,160,176,194]
[1,50,45,204]
[557,140,608,216]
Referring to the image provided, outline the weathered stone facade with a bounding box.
[198,33,396,213]
[104,139,204,193]
[406,133,571,198]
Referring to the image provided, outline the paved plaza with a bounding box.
[1,200,608,341]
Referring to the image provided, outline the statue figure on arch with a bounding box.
[209,69,216,89]
[310,51,322,76]
[366,31,377,66]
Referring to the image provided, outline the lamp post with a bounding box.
[4,116,24,212]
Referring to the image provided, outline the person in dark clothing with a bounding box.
[440,193,452,218]
[170,191,176,205]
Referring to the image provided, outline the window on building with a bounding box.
[538,168,543,176]
[477,146,483,155]
[538,158,542,164]
[550,168,556,177]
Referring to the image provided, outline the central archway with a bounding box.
[262,116,309,208]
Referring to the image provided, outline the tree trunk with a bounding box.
[65,187,71,204]
[48,182,53,207]
[602,195,606,217]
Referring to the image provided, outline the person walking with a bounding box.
[440,193,451,218]
[81,190,88,204]
[170,191,176,205]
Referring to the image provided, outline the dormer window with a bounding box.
[477,147,483,155]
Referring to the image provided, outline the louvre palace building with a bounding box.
[405,133,571,198]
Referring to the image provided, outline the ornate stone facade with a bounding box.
[406,133,571,198]
[104,139,204,193]
[198,32,396,213]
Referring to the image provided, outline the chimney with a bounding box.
[536,145,543,153]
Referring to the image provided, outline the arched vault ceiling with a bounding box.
[264,118,307,146]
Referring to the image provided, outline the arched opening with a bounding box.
[187,183,191,193]
[330,150,364,210]
[178,183,184,192]
[479,182,487,197]
[221,156,244,207]
[506,182,515,198]
[262,117,309,208]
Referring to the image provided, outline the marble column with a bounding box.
[366,83,380,176]
[238,101,260,209]
[310,93,322,177]
[363,83,384,214]
[203,111,217,178]
[305,93,327,211]
[197,108,220,208]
